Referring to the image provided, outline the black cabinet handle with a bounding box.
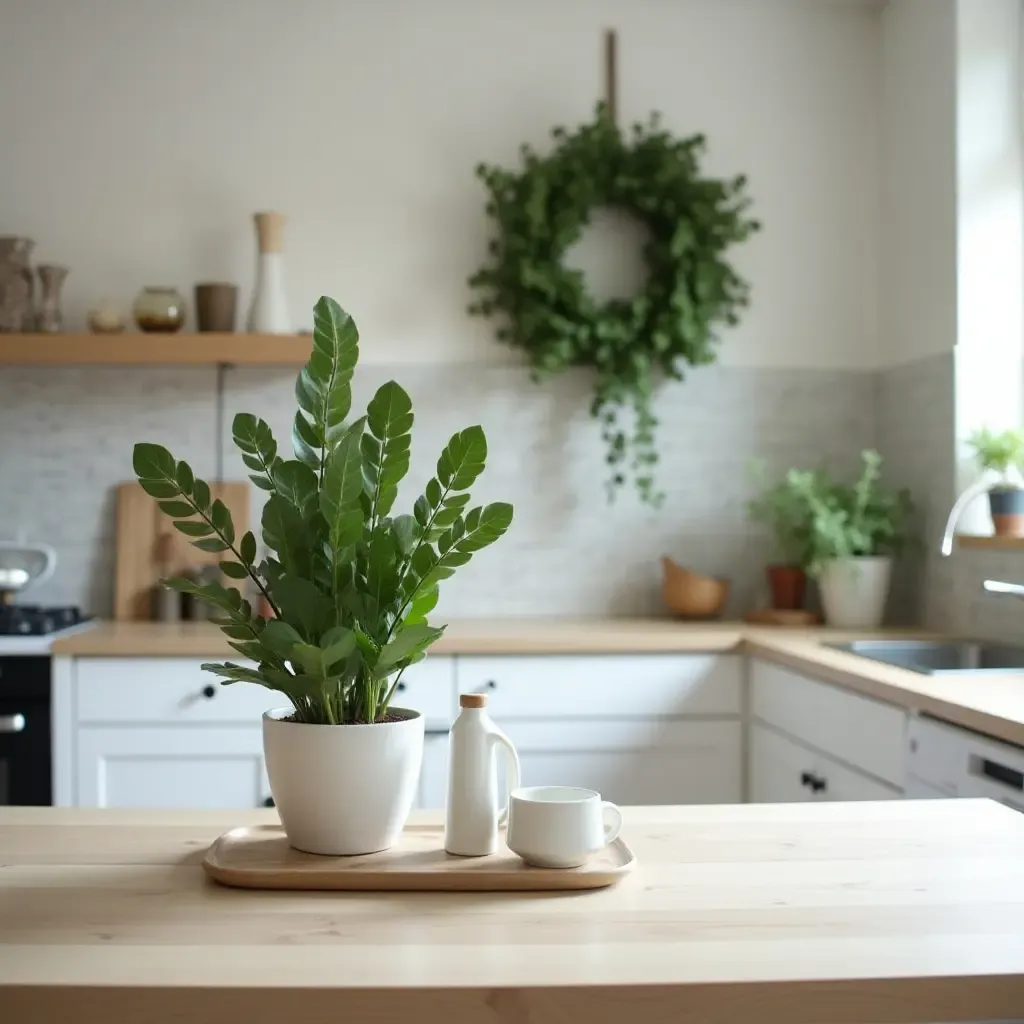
[486,679,497,689]
[800,771,827,793]
[201,685,217,700]
[262,797,275,808]
[396,682,407,693]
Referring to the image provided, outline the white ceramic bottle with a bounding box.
[444,693,521,857]
[247,211,292,333]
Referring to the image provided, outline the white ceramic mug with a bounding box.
[506,786,623,868]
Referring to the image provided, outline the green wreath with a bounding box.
[468,104,759,506]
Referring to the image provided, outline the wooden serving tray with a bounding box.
[203,824,635,892]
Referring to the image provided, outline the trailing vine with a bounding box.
[468,103,760,505]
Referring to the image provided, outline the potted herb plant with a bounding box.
[132,296,513,856]
[967,427,1024,537]
[747,467,814,610]
[782,450,913,629]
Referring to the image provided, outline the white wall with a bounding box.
[0,0,880,368]
[878,0,957,369]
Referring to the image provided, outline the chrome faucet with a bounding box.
[983,579,1024,600]
[939,477,993,556]
[940,475,1024,599]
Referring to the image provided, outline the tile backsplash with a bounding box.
[0,361,876,618]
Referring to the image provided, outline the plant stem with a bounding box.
[190,499,283,619]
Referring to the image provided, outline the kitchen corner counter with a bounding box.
[4,800,1024,1023]
[50,618,1024,746]
[50,617,894,657]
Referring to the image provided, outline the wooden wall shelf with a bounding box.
[956,534,1024,551]
[0,332,311,366]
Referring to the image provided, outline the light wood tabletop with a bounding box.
[3,801,1024,1023]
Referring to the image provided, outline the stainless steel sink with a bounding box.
[825,639,1024,675]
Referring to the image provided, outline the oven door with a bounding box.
[0,656,51,805]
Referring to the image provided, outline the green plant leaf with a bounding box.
[271,574,334,640]
[158,500,195,517]
[260,619,305,659]
[239,530,257,565]
[273,459,319,517]
[261,496,313,579]
[133,443,180,499]
[193,536,230,553]
[404,584,439,625]
[320,625,357,668]
[232,413,280,487]
[376,622,446,675]
[436,426,487,491]
[365,380,413,522]
[210,499,235,545]
[173,520,212,537]
[219,561,249,579]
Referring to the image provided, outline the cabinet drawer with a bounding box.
[751,659,906,787]
[76,656,456,726]
[506,720,741,805]
[456,654,741,719]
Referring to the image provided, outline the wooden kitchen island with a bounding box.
[3,801,1024,1024]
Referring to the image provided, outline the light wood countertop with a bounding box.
[3,801,1024,1023]
[51,618,1024,746]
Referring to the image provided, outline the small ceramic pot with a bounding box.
[134,287,185,333]
[766,564,807,611]
[263,707,424,855]
[817,556,892,629]
[194,282,238,332]
[989,487,1024,537]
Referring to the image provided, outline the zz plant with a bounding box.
[133,296,513,725]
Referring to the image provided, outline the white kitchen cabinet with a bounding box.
[751,723,899,804]
[505,720,742,805]
[750,723,816,803]
[457,654,742,718]
[418,732,449,810]
[750,659,907,789]
[77,726,268,809]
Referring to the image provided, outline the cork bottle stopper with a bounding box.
[253,211,286,254]
[460,693,487,709]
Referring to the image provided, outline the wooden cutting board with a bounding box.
[113,480,251,621]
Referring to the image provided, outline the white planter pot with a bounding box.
[817,556,893,629]
[263,707,424,856]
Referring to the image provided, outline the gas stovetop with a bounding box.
[0,604,86,636]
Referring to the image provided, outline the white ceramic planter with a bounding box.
[263,707,424,856]
[817,555,893,629]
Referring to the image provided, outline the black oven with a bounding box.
[0,656,51,805]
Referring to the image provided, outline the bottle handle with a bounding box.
[490,727,521,827]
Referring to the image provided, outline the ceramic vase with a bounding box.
[134,287,185,333]
[36,264,69,333]
[195,282,238,332]
[0,237,35,332]
[817,556,892,629]
[247,212,291,333]
[262,707,424,855]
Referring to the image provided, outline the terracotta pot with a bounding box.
[766,564,807,611]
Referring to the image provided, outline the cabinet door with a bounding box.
[813,751,900,802]
[505,720,741,805]
[418,733,449,810]
[750,724,816,803]
[77,727,268,809]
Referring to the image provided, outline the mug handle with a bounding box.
[491,727,521,826]
[602,801,623,844]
